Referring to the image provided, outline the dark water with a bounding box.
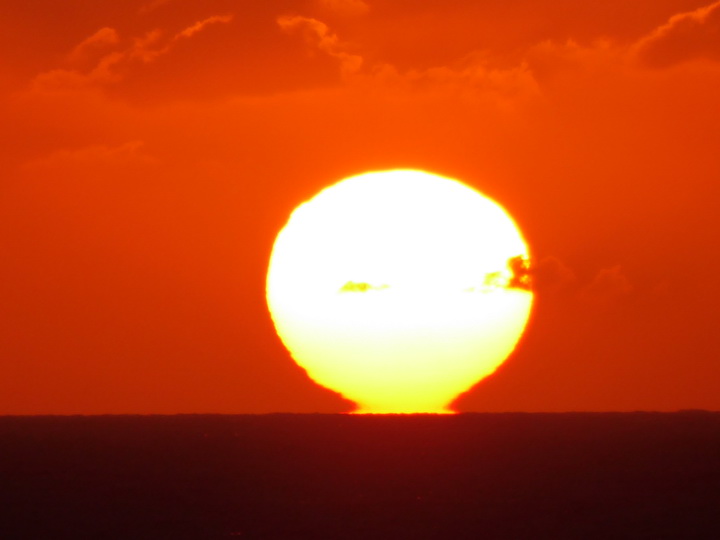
[1,412,720,539]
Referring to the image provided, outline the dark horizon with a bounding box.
[4,409,719,422]
[3,412,720,539]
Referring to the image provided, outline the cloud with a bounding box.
[127,14,234,63]
[634,0,720,67]
[277,16,539,102]
[578,266,632,306]
[373,53,541,102]
[316,0,370,17]
[520,257,634,308]
[32,53,126,91]
[522,37,631,87]
[23,141,156,172]
[66,27,120,67]
[30,15,233,93]
[528,256,577,295]
[176,14,234,40]
[277,16,363,77]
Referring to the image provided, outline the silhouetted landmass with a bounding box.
[1,412,719,539]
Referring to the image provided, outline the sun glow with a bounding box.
[266,170,533,413]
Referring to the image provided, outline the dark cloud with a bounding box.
[527,256,577,295]
[522,257,632,308]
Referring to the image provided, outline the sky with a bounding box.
[1,0,719,414]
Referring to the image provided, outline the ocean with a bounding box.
[2,412,719,538]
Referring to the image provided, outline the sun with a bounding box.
[266,169,533,414]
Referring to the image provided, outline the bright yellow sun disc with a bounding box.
[266,169,533,413]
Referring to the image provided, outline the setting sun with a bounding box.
[266,170,533,413]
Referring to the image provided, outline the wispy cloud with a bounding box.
[634,0,720,67]
[277,15,540,102]
[23,141,156,172]
[176,14,234,40]
[31,15,234,93]
[579,266,633,307]
[277,15,363,77]
[66,27,120,67]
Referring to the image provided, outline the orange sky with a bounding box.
[2,0,720,414]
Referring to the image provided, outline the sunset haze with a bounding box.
[2,0,719,414]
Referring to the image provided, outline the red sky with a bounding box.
[2,0,720,414]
